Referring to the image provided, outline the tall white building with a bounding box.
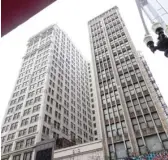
[88,6,168,159]
[1,24,93,160]
[88,63,102,141]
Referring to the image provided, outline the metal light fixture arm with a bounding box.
[135,0,168,57]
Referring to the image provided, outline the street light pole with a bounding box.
[135,0,168,58]
[135,0,150,35]
[144,22,168,57]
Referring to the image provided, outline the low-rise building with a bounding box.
[53,140,104,160]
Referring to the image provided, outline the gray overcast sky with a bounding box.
[0,0,168,123]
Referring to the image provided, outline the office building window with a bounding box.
[21,118,29,126]
[32,104,40,113]
[3,144,12,153]
[15,140,24,150]
[13,112,21,120]
[13,154,21,160]
[10,122,18,130]
[26,137,35,147]
[7,133,15,141]
[1,136,6,143]
[28,125,37,134]
[23,152,32,160]
[15,103,23,111]
[23,109,31,116]
[30,114,39,123]
[18,129,27,137]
